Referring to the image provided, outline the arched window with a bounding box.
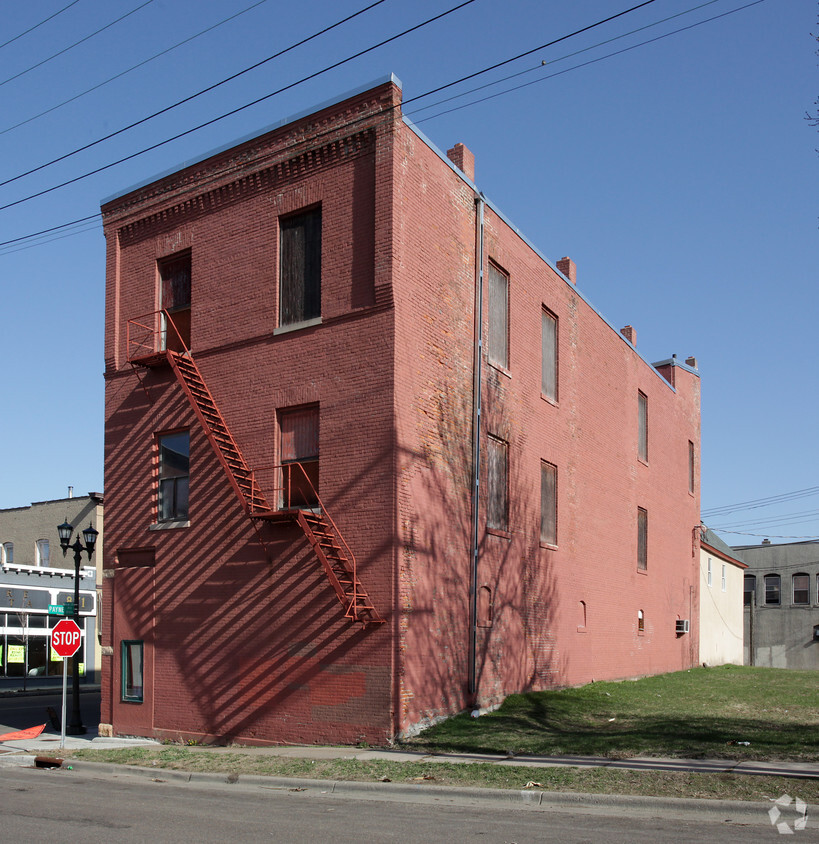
[764,574,781,606]
[744,574,756,606]
[792,573,810,606]
[637,609,645,633]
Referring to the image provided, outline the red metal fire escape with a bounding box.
[126,311,384,626]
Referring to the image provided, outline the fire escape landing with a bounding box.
[126,311,384,627]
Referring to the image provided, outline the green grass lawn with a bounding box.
[404,665,819,761]
[68,666,819,803]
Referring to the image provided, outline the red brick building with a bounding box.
[100,76,701,744]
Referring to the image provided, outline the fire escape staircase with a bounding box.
[126,311,384,626]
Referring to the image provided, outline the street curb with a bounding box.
[58,760,775,823]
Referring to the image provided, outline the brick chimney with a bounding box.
[620,325,636,346]
[446,143,475,182]
[557,257,576,285]
[685,356,698,369]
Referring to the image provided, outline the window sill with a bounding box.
[576,625,586,633]
[541,394,558,407]
[637,457,649,467]
[149,520,190,531]
[637,568,648,576]
[274,316,322,335]
[486,527,512,540]
[487,360,512,379]
[540,541,558,551]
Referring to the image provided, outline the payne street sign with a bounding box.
[51,618,82,658]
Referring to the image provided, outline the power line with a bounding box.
[1,0,274,137]
[0,213,99,250]
[0,0,478,214]
[0,0,82,51]
[0,0,761,241]
[703,485,819,518]
[0,0,388,186]
[411,0,769,124]
[0,0,156,89]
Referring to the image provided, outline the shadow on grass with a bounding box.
[405,706,819,761]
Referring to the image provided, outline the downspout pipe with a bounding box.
[468,193,485,700]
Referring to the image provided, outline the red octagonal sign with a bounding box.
[51,618,82,658]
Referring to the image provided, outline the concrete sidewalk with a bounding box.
[1,727,817,780]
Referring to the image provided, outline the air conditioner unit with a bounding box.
[675,619,690,634]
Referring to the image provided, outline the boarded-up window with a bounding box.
[540,460,557,546]
[638,392,648,462]
[279,405,319,508]
[478,586,493,627]
[793,573,810,605]
[487,434,508,531]
[541,308,557,400]
[280,207,321,326]
[688,440,695,493]
[488,263,509,369]
[637,507,647,571]
[764,574,780,605]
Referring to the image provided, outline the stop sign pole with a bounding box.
[51,618,82,749]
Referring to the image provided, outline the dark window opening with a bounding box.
[638,392,648,462]
[744,574,756,606]
[121,640,143,702]
[158,431,190,522]
[764,574,781,606]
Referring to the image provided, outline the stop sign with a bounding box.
[51,618,82,658]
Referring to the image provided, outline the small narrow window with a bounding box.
[793,573,810,606]
[638,392,648,462]
[637,508,648,571]
[488,263,509,369]
[707,557,712,587]
[540,460,557,546]
[637,609,645,633]
[36,539,49,566]
[279,405,319,508]
[688,440,695,494]
[487,434,508,531]
[3,542,13,564]
[764,574,781,606]
[158,431,190,522]
[541,307,557,400]
[744,574,756,606]
[121,640,144,702]
[721,564,727,592]
[478,586,493,627]
[578,600,587,629]
[279,207,322,326]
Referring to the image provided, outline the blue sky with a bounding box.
[0,0,816,543]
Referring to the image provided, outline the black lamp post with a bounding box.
[57,519,98,736]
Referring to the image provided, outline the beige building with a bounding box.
[0,492,103,686]
[699,527,746,666]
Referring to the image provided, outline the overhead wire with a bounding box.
[0,0,768,244]
[410,0,769,124]
[0,0,82,52]
[0,0,156,90]
[0,0,479,213]
[0,0,275,137]
[703,485,819,518]
[0,0,390,186]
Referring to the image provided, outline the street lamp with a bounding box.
[57,519,98,735]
